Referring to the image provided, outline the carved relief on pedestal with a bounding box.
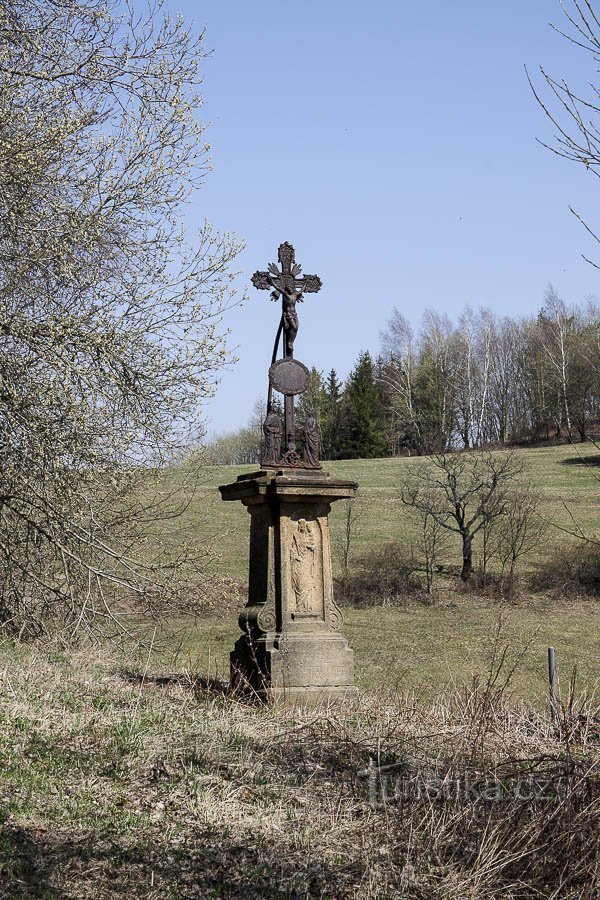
[288,512,323,619]
[290,518,318,615]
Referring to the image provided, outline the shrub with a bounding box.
[534,541,600,597]
[335,541,423,607]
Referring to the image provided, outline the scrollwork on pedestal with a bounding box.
[239,600,276,636]
[257,602,276,632]
[328,601,344,631]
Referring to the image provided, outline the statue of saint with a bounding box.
[291,519,316,613]
[262,411,282,466]
[302,408,320,468]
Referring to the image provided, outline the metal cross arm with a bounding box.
[251,241,322,306]
[252,242,322,362]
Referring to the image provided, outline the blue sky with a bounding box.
[162,0,600,434]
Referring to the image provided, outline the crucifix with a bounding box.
[221,244,357,705]
[252,242,322,463]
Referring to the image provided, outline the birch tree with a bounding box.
[539,288,574,437]
[379,309,420,453]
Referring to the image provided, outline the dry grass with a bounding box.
[2,445,599,895]
[0,634,598,898]
[137,599,600,703]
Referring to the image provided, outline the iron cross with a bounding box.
[252,242,322,359]
[252,242,322,465]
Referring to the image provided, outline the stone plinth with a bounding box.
[219,469,358,703]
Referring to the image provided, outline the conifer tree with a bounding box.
[323,369,343,459]
[340,352,387,458]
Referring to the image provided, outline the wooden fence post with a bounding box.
[548,646,560,728]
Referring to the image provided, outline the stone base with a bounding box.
[267,685,359,705]
[231,630,356,704]
[221,469,358,705]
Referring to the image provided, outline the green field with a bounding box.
[171,444,600,580]
[155,600,599,702]
[144,444,600,702]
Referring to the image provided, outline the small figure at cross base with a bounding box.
[263,411,282,466]
[302,409,320,468]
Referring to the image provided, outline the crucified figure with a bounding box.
[252,242,321,361]
[267,275,303,357]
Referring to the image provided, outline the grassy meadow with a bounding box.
[155,601,599,704]
[172,443,600,580]
[1,444,599,897]
[148,443,600,703]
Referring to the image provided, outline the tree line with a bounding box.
[205,287,600,463]
[377,288,600,455]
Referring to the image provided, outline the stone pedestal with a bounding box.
[219,469,358,703]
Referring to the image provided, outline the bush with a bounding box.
[335,542,424,607]
[461,570,524,603]
[534,541,600,596]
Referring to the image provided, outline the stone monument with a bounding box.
[219,242,358,703]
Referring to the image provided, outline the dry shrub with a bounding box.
[266,666,600,898]
[335,541,424,607]
[534,540,600,596]
[462,570,524,603]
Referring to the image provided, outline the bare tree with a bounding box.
[413,487,450,594]
[334,493,364,580]
[540,288,575,438]
[453,307,494,449]
[0,1,242,635]
[401,451,523,581]
[496,488,546,579]
[452,310,479,450]
[488,315,528,445]
[379,310,420,454]
[529,0,600,267]
[417,310,458,452]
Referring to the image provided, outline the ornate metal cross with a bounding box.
[252,242,322,360]
[252,242,322,466]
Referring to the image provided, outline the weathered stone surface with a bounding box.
[219,469,358,704]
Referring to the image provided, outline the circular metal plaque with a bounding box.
[268,358,310,396]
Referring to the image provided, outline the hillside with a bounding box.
[144,444,600,702]
[169,443,600,579]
